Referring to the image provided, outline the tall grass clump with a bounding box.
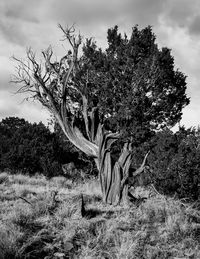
[0,223,22,259]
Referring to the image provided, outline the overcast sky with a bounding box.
[0,0,200,129]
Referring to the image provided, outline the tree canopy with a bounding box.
[78,26,189,140]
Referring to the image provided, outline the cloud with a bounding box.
[0,0,166,47]
[0,105,19,119]
[0,0,193,50]
[163,0,196,26]
[0,90,50,125]
[160,0,200,37]
[0,0,38,46]
[1,0,40,23]
[1,0,200,45]
[189,15,200,35]
[0,91,20,119]
[0,75,10,91]
[122,0,165,26]
[0,18,27,46]
[18,101,51,125]
[44,0,164,26]
[181,104,200,129]
[36,0,166,41]
[0,0,52,47]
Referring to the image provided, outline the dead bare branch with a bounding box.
[19,196,33,206]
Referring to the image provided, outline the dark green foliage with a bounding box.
[138,127,200,201]
[77,25,189,144]
[168,130,200,200]
[0,117,66,177]
[0,117,97,179]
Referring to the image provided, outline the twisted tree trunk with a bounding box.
[50,100,149,205]
[97,128,132,205]
[58,106,148,205]
[93,123,148,205]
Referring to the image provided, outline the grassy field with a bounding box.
[0,172,200,259]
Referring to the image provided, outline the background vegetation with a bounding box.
[0,116,200,202]
[0,117,93,179]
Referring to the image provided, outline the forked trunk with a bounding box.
[93,125,149,205]
[96,126,132,205]
[56,107,148,205]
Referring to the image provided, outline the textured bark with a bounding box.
[95,125,132,205]
[54,113,98,158]
[94,122,149,205]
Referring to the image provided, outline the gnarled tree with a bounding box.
[12,25,189,205]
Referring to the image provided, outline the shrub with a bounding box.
[145,127,200,201]
[0,117,66,177]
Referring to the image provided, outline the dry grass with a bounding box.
[0,171,200,259]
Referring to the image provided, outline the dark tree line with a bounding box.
[0,117,88,178]
[0,117,199,200]
[133,126,200,201]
